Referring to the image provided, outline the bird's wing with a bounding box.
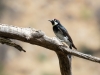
[57,25,73,43]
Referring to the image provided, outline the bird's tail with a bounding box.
[72,43,77,50]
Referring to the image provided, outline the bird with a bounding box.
[49,19,77,50]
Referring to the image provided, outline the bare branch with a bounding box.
[0,24,100,63]
[0,24,100,75]
[0,37,26,52]
[56,51,72,75]
[63,47,100,63]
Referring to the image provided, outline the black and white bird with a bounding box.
[49,19,77,50]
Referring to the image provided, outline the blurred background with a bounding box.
[0,0,100,75]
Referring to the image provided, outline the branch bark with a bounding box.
[0,24,100,75]
[0,37,26,52]
[56,51,72,75]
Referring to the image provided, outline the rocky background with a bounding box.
[0,0,100,75]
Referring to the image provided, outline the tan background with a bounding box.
[0,0,100,75]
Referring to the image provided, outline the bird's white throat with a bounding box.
[54,21,58,25]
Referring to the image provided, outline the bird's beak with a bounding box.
[48,20,52,22]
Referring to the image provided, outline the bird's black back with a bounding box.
[53,24,73,43]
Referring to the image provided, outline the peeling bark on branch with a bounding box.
[0,24,100,75]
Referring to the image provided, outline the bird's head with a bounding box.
[48,19,60,26]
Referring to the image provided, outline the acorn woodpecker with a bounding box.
[49,19,77,50]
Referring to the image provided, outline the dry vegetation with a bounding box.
[0,0,100,75]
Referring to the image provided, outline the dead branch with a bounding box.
[0,24,100,75]
[0,37,26,52]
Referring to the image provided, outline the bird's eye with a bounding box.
[54,19,57,22]
[54,19,60,24]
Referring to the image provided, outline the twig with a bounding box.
[0,37,26,52]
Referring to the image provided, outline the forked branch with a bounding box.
[0,24,100,75]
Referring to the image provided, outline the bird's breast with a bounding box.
[55,31,71,46]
